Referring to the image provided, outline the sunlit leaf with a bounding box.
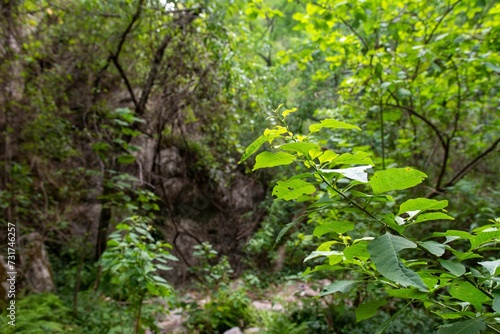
[272,178,316,200]
[370,168,427,194]
[309,118,361,133]
[449,280,491,310]
[253,151,296,170]
[313,221,354,237]
[398,198,448,215]
[280,142,319,156]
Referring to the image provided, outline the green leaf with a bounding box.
[282,107,298,118]
[386,288,428,300]
[419,241,446,257]
[478,259,500,276]
[240,127,288,162]
[449,280,491,310]
[374,302,411,334]
[320,280,360,296]
[415,212,454,223]
[469,230,500,250]
[344,241,370,261]
[318,150,339,164]
[368,232,428,291]
[398,198,448,215]
[355,299,387,322]
[493,290,500,313]
[439,259,466,277]
[253,151,296,170]
[117,154,136,164]
[433,230,472,241]
[329,151,374,166]
[272,178,316,200]
[279,142,319,156]
[436,318,486,334]
[309,118,361,133]
[304,250,342,262]
[370,168,427,194]
[313,221,354,237]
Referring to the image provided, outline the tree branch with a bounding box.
[111,55,138,109]
[137,10,201,115]
[338,16,369,51]
[427,136,500,198]
[92,0,145,99]
[385,103,446,149]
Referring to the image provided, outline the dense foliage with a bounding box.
[0,0,498,333]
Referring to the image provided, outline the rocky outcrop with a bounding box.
[154,144,265,284]
[21,232,55,293]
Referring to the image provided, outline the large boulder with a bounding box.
[21,232,55,293]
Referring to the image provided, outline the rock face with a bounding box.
[154,145,265,284]
[21,232,55,293]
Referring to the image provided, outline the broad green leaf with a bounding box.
[344,241,370,261]
[355,299,387,322]
[309,118,361,133]
[493,291,500,313]
[469,230,500,250]
[368,232,428,291]
[478,259,500,276]
[439,259,466,277]
[419,271,440,290]
[433,311,476,320]
[313,221,354,237]
[329,151,374,167]
[386,288,428,300]
[240,127,288,162]
[320,280,360,296]
[117,154,136,164]
[398,198,448,215]
[436,318,486,334]
[318,150,339,164]
[304,250,342,262]
[279,142,319,156]
[253,151,296,170]
[449,280,491,310]
[272,178,316,201]
[381,213,406,235]
[415,212,454,223]
[419,241,446,257]
[282,107,297,118]
[370,168,427,194]
[433,230,472,241]
[374,302,410,334]
[320,165,371,183]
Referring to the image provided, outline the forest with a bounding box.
[0,0,499,333]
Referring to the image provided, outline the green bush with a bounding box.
[0,293,81,334]
[186,287,253,333]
